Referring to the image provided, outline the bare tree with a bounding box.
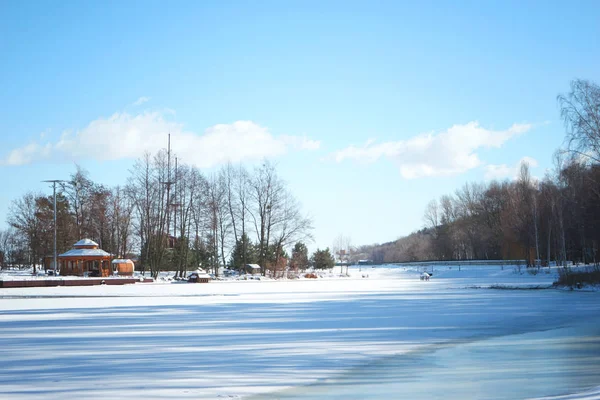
[128,151,170,278]
[0,229,21,269]
[249,162,282,274]
[205,173,229,275]
[235,165,251,267]
[423,199,439,232]
[8,192,46,272]
[108,185,134,258]
[558,79,600,163]
[223,163,239,244]
[63,165,94,239]
[270,191,313,276]
[190,168,210,272]
[333,234,352,273]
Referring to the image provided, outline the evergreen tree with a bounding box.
[229,233,256,270]
[191,237,211,271]
[310,247,335,270]
[290,241,309,271]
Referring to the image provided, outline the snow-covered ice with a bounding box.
[0,264,599,399]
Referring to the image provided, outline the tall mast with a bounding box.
[42,179,66,273]
[173,157,178,239]
[166,133,172,238]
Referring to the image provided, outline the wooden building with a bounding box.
[188,270,210,283]
[244,264,262,274]
[111,259,135,276]
[58,239,112,277]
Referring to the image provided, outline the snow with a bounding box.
[0,264,599,399]
[72,238,100,247]
[188,269,210,279]
[0,269,139,281]
[532,386,600,399]
[57,248,111,257]
[112,259,133,264]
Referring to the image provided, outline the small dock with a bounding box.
[0,277,154,288]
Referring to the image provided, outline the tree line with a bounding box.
[357,79,600,267]
[4,79,597,273]
[2,151,316,278]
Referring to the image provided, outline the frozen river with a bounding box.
[256,314,600,400]
[0,265,598,399]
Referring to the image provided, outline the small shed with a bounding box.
[59,239,112,277]
[111,259,135,276]
[188,270,211,283]
[245,264,261,274]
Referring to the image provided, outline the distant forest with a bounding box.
[356,79,600,267]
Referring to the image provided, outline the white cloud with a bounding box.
[132,96,151,106]
[280,135,321,150]
[2,111,319,168]
[485,156,538,181]
[331,121,532,179]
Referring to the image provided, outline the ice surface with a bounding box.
[0,264,598,399]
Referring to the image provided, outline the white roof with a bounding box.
[59,248,111,257]
[74,239,99,247]
[245,264,261,269]
[189,272,211,278]
[112,259,134,264]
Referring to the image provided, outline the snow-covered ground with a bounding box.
[0,264,599,399]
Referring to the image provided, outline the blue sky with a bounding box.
[1,0,599,250]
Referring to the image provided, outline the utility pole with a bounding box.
[166,134,172,237]
[171,157,183,277]
[161,134,175,247]
[172,157,181,238]
[42,179,66,274]
[532,181,540,266]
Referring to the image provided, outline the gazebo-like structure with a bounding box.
[58,239,112,277]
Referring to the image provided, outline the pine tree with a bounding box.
[310,248,335,270]
[290,242,309,271]
[229,233,256,270]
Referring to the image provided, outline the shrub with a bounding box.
[555,266,600,288]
